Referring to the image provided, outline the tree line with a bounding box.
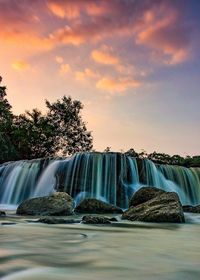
[0,76,93,163]
[119,148,200,168]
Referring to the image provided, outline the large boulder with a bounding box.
[75,198,123,214]
[183,205,200,213]
[16,192,74,216]
[129,186,165,207]
[123,190,185,223]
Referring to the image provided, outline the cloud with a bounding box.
[96,76,140,93]
[0,0,193,67]
[59,64,71,75]
[136,3,190,64]
[55,56,64,64]
[47,0,113,19]
[91,45,120,65]
[75,68,99,81]
[47,1,80,19]
[11,60,31,71]
[49,25,87,46]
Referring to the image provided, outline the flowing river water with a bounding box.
[1,212,200,280]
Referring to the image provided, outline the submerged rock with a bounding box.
[0,211,6,216]
[75,198,123,214]
[36,217,80,224]
[123,190,185,223]
[183,205,200,213]
[1,222,16,225]
[129,186,165,207]
[16,192,74,216]
[82,215,111,224]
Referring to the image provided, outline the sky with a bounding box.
[0,0,200,156]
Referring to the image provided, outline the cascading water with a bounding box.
[0,158,52,207]
[0,152,200,209]
[54,153,140,208]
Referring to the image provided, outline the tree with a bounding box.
[0,76,93,161]
[12,96,93,159]
[0,77,18,162]
[104,147,111,152]
[12,109,57,159]
[45,96,93,156]
[125,148,138,158]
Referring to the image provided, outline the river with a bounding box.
[1,212,200,280]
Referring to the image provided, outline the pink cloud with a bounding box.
[0,0,193,67]
[47,1,81,19]
[136,3,190,64]
[96,76,140,93]
[75,68,99,81]
[91,45,120,65]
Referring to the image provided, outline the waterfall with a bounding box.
[0,152,200,209]
[0,158,52,207]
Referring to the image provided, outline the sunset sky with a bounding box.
[0,0,200,155]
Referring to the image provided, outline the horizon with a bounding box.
[1,0,200,156]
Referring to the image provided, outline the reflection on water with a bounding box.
[0,214,200,280]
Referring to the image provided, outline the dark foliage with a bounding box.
[0,77,93,162]
[125,149,200,168]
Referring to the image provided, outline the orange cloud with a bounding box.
[75,68,99,81]
[47,0,112,19]
[11,60,30,71]
[91,46,120,65]
[96,77,140,93]
[0,29,53,53]
[49,25,86,46]
[47,2,80,19]
[59,64,71,75]
[0,0,192,68]
[55,56,64,64]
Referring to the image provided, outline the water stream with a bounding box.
[0,213,200,280]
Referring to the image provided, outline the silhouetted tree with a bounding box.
[0,76,93,161]
[0,77,18,162]
[45,96,93,156]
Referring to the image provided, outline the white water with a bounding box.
[33,160,62,197]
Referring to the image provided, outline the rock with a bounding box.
[1,222,16,225]
[129,186,165,207]
[183,205,200,213]
[109,217,119,222]
[123,192,185,223]
[82,215,111,224]
[16,192,74,216]
[75,198,123,214]
[0,211,6,216]
[36,217,79,224]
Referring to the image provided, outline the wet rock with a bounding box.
[75,198,123,214]
[129,186,165,207]
[1,222,16,225]
[123,192,185,223]
[82,215,111,224]
[16,192,74,216]
[0,211,6,216]
[183,205,200,213]
[109,217,119,222]
[36,217,80,224]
